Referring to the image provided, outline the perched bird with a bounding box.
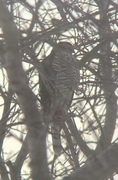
[39,42,80,155]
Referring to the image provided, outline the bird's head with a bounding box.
[57,42,74,53]
[52,42,74,54]
[50,42,75,55]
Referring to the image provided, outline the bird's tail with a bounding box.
[51,123,62,155]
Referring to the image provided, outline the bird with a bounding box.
[39,42,80,155]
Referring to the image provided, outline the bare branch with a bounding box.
[0,1,50,180]
[64,143,118,180]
